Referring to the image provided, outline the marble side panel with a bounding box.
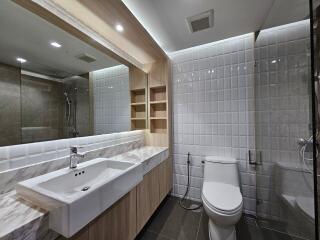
[0,191,58,240]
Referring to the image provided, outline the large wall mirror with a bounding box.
[0,0,146,147]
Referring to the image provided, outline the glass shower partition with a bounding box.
[254,19,316,239]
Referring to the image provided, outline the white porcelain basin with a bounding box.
[16,158,143,237]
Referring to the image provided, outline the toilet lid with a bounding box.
[202,182,242,213]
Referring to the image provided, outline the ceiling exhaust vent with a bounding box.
[76,54,96,63]
[187,9,214,33]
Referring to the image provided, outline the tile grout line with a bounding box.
[195,209,203,240]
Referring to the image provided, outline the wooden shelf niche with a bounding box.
[130,67,147,130]
[149,85,167,133]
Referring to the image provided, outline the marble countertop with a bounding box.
[0,146,169,240]
[112,146,169,174]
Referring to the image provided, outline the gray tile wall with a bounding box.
[21,74,64,143]
[0,63,21,146]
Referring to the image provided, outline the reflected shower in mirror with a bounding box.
[0,0,131,146]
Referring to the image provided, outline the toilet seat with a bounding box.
[202,182,243,215]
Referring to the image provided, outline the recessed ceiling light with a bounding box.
[115,24,124,32]
[16,57,27,63]
[50,42,62,48]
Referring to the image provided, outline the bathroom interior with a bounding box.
[0,0,319,240]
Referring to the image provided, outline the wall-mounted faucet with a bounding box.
[69,146,85,169]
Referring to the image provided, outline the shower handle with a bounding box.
[248,150,262,165]
[248,150,256,165]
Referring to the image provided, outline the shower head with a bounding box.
[64,92,71,105]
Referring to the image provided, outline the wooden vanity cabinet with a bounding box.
[136,165,160,232]
[88,188,137,240]
[159,157,173,202]
[136,157,172,233]
[58,189,136,240]
[60,158,172,240]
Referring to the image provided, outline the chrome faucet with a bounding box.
[69,146,85,169]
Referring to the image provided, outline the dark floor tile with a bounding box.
[144,196,178,232]
[236,216,261,240]
[290,236,309,240]
[146,196,202,240]
[196,212,209,240]
[260,228,293,240]
[137,197,297,240]
[136,230,172,240]
[236,216,293,240]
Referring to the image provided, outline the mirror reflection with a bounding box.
[0,0,131,146]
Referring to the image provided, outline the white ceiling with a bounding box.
[122,0,310,53]
[0,0,120,78]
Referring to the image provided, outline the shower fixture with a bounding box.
[297,136,316,173]
[179,152,202,211]
[64,92,71,126]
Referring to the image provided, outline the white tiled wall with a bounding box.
[169,20,311,217]
[92,65,130,134]
[169,33,257,214]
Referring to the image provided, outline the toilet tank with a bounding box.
[204,156,240,187]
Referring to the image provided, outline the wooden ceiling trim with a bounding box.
[77,0,167,61]
[45,0,167,65]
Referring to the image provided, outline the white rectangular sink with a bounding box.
[16,158,143,238]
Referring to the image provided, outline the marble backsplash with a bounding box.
[0,130,144,194]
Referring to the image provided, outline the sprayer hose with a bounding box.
[178,153,202,211]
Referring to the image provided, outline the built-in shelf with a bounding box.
[149,85,167,133]
[130,85,147,130]
[131,88,146,104]
[131,103,146,119]
[150,86,166,102]
[150,100,167,104]
[131,118,146,130]
[150,117,167,120]
[129,67,148,130]
[131,87,145,91]
[131,102,146,106]
[150,119,167,133]
[131,117,146,120]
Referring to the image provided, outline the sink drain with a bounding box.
[81,186,90,192]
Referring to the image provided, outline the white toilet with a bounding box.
[201,156,243,240]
